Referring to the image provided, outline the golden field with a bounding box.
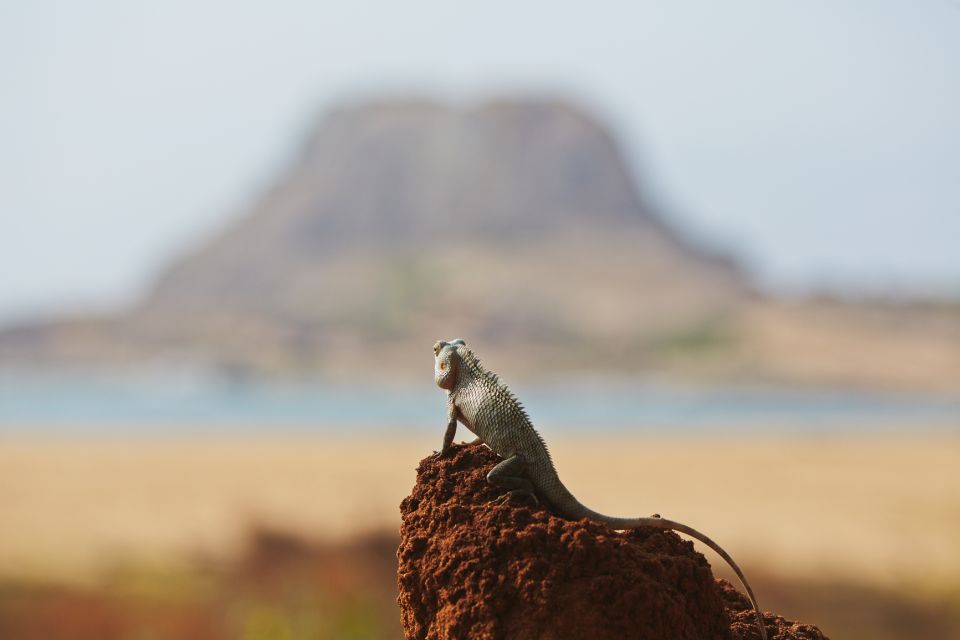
[1,430,959,639]
[1,431,957,589]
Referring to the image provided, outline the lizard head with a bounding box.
[433,338,466,390]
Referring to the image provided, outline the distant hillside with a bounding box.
[144,99,742,316]
[0,98,747,377]
[3,97,956,389]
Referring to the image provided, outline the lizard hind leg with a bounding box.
[486,454,539,506]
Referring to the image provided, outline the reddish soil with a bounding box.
[398,443,827,640]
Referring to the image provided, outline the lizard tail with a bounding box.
[641,515,767,640]
[579,508,768,640]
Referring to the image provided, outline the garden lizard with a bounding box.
[433,338,767,640]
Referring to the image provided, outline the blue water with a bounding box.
[0,372,956,435]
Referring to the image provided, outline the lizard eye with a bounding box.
[439,362,447,370]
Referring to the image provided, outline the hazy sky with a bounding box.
[1,1,958,323]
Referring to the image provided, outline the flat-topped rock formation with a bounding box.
[0,98,744,377]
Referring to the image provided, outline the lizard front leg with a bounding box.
[436,397,458,457]
[487,454,539,506]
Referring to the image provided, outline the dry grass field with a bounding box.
[1,430,959,639]
[1,431,957,590]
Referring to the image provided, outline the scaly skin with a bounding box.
[433,338,768,640]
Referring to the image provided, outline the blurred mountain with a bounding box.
[1,98,957,388]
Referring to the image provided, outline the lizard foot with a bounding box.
[494,490,539,507]
[433,445,457,459]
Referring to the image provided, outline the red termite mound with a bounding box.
[397,443,827,640]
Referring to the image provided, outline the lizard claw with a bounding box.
[493,490,539,507]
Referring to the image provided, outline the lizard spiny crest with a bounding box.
[454,343,553,465]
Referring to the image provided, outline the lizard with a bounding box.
[433,338,768,640]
